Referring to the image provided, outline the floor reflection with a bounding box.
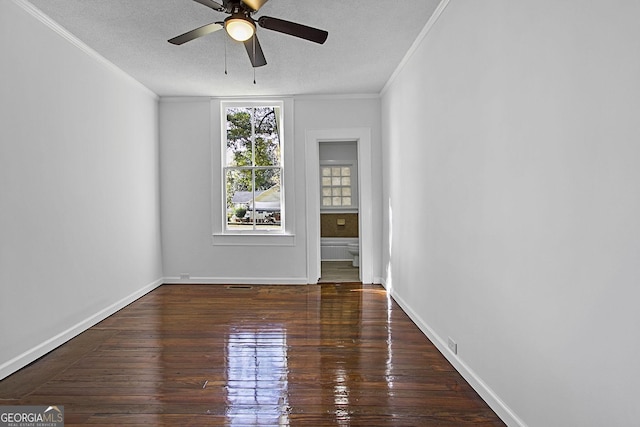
[321,284,363,426]
[225,326,290,426]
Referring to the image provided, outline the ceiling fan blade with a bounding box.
[241,0,269,12]
[168,22,223,45]
[258,16,328,44]
[243,35,267,67]
[192,0,225,11]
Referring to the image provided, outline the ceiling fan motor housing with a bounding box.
[224,13,256,42]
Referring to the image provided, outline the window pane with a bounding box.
[343,197,351,206]
[322,177,332,186]
[332,188,341,196]
[331,167,341,176]
[322,167,331,176]
[331,177,341,186]
[253,169,282,230]
[332,196,341,205]
[254,106,281,167]
[226,107,253,167]
[226,169,253,229]
[341,177,351,186]
[322,188,331,197]
[323,197,332,206]
[341,167,351,176]
[255,168,280,191]
[342,187,351,197]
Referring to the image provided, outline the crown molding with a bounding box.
[380,0,452,96]
[11,0,158,100]
[294,93,380,101]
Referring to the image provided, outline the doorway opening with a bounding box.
[318,141,359,282]
[305,128,372,284]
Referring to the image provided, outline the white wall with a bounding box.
[297,98,383,283]
[381,1,640,426]
[0,0,162,379]
[160,97,382,283]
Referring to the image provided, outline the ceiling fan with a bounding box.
[168,0,329,68]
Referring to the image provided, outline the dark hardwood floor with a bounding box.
[0,284,505,426]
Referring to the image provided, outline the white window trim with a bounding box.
[211,98,295,246]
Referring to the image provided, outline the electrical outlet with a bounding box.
[447,337,457,355]
[180,273,190,280]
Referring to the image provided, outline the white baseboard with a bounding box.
[0,278,163,381]
[162,276,310,285]
[381,279,525,427]
[163,277,384,285]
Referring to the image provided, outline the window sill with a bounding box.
[212,233,296,246]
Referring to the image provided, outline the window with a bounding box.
[321,165,353,207]
[223,103,283,232]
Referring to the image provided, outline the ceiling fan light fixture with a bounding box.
[225,15,256,42]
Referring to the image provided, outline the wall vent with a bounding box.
[226,285,253,290]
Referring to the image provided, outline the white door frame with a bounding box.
[305,128,373,284]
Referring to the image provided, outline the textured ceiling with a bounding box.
[25,0,440,97]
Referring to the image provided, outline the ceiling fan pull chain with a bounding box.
[224,37,228,75]
[253,36,257,84]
